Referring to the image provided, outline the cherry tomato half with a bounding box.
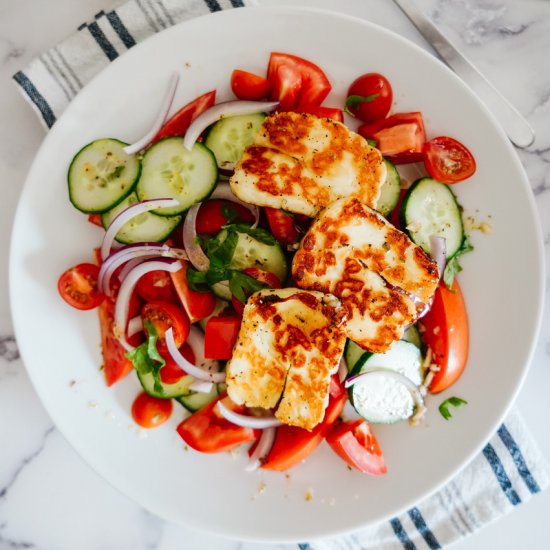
[131,391,173,429]
[264,207,298,245]
[58,263,104,310]
[159,343,195,384]
[231,267,282,315]
[231,69,270,101]
[141,300,190,353]
[346,73,393,123]
[423,136,477,184]
[136,269,177,303]
[195,199,255,236]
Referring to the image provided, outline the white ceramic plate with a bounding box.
[10,6,544,543]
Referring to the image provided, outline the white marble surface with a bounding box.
[1,0,549,548]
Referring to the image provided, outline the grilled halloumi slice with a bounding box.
[226,288,347,430]
[230,111,386,217]
[292,197,439,353]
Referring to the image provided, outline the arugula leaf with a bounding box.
[443,235,474,289]
[126,320,165,394]
[344,93,380,116]
[224,224,277,246]
[439,396,468,420]
[229,270,269,303]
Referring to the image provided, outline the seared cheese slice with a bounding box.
[292,197,439,353]
[230,111,386,217]
[226,288,347,430]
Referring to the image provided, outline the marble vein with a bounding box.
[0,523,34,549]
[0,335,19,362]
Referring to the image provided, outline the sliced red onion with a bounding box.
[345,367,426,417]
[338,356,348,383]
[182,203,210,271]
[183,100,279,150]
[210,183,260,228]
[165,327,226,383]
[113,259,182,351]
[123,72,179,155]
[101,198,180,261]
[429,235,447,282]
[216,400,283,430]
[246,427,276,472]
[188,379,214,394]
[127,315,143,338]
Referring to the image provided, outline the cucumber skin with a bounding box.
[68,138,141,214]
[376,158,401,217]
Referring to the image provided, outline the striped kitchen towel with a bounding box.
[11,1,550,549]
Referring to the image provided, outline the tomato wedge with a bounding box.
[326,419,387,475]
[151,90,216,144]
[264,207,298,245]
[231,69,270,101]
[170,260,217,324]
[141,300,190,353]
[204,312,241,360]
[195,199,255,236]
[422,280,469,393]
[231,267,282,316]
[58,263,104,310]
[257,389,347,471]
[267,52,331,109]
[131,391,173,429]
[87,213,103,227]
[359,112,426,164]
[297,105,344,123]
[176,395,259,453]
[423,136,476,184]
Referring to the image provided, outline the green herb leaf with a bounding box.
[344,93,380,116]
[186,266,208,291]
[126,320,165,394]
[365,138,378,147]
[439,396,468,420]
[228,270,269,304]
[443,235,474,289]
[224,224,277,246]
[221,203,240,223]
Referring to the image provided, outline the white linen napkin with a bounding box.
[12,1,550,548]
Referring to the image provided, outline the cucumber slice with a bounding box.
[399,177,464,258]
[211,282,232,301]
[176,383,220,413]
[68,138,140,213]
[204,113,266,168]
[344,339,368,373]
[349,340,424,424]
[100,193,181,244]
[375,159,401,217]
[402,324,422,349]
[137,370,194,399]
[137,138,217,216]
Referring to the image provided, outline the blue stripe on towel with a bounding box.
[297,544,311,550]
[230,0,245,6]
[106,11,137,49]
[12,71,56,127]
[498,423,541,494]
[389,517,417,550]
[86,22,119,61]
[408,507,441,549]
[482,442,521,505]
[204,0,222,12]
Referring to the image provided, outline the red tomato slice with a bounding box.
[359,112,426,164]
[231,267,282,316]
[151,90,216,144]
[267,52,331,109]
[169,260,217,324]
[297,105,344,122]
[264,207,298,245]
[423,136,476,184]
[58,263,104,310]
[422,280,469,393]
[98,297,134,386]
[136,269,177,303]
[326,418,387,475]
[346,73,393,123]
[176,395,259,453]
[231,69,270,101]
[131,391,173,428]
[87,213,103,227]
[257,391,347,471]
[141,300,190,353]
[159,343,195,384]
[204,313,241,360]
[195,199,255,236]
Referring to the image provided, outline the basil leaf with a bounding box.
[224,223,277,246]
[365,138,378,147]
[186,266,208,291]
[228,270,269,304]
[443,235,474,289]
[221,203,240,223]
[126,320,165,394]
[344,93,380,116]
[439,396,468,420]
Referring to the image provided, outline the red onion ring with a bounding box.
[429,235,447,282]
[216,400,283,430]
[337,356,348,383]
[101,198,180,261]
[182,203,210,272]
[165,327,226,383]
[188,379,215,394]
[246,427,276,472]
[127,315,143,338]
[113,259,182,351]
[123,72,179,155]
[183,100,279,150]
